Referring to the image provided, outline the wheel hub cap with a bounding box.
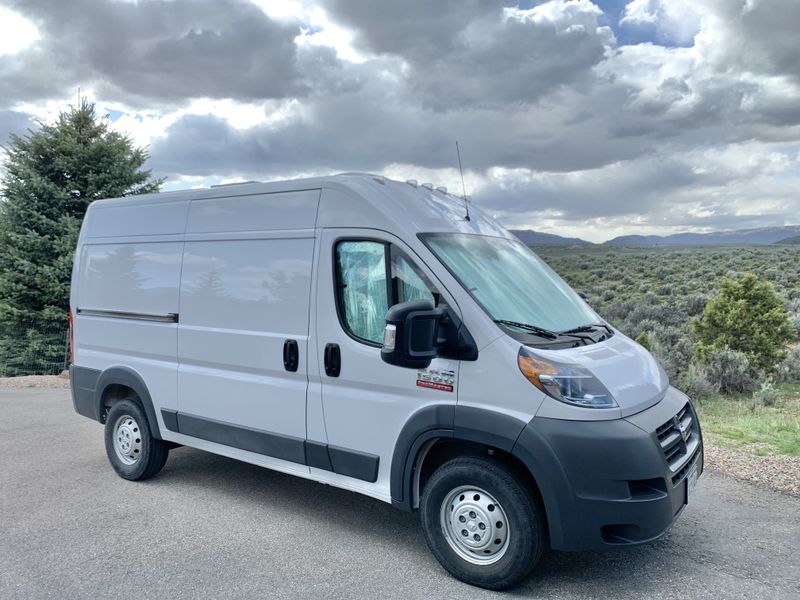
[113,415,142,466]
[440,486,510,565]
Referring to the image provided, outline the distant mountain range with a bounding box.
[606,225,800,246]
[510,229,592,245]
[511,225,800,246]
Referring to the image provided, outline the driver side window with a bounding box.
[335,241,438,345]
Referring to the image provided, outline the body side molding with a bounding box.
[161,409,379,483]
[76,308,179,323]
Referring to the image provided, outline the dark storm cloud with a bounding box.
[478,155,706,221]
[1,0,316,107]
[705,0,800,85]
[1,0,799,234]
[321,0,610,108]
[319,0,509,59]
[148,74,654,179]
[0,110,36,145]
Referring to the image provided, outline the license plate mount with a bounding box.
[686,463,699,503]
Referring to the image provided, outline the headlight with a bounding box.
[517,346,617,409]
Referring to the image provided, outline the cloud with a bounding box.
[699,0,800,84]
[619,0,702,46]
[1,0,799,241]
[1,0,321,107]
[0,6,40,56]
[475,142,800,241]
[0,110,36,145]
[320,1,613,108]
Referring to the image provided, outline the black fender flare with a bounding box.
[391,405,530,507]
[390,404,455,510]
[94,366,163,440]
[389,404,570,548]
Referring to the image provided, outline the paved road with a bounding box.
[1,389,798,599]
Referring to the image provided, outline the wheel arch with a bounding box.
[94,366,163,440]
[391,404,568,549]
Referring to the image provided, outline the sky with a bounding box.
[0,0,798,243]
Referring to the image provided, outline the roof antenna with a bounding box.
[456,141,471,222]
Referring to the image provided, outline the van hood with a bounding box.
[531,332,669,418]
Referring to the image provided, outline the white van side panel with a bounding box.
[74,241,184,413]
[177,237,314,439]
[82,199,189,237]
[77,242,183,315]
[186,190,319,233]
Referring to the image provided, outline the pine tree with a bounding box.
[0,100,163,375]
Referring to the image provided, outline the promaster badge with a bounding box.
[416,367,456,392]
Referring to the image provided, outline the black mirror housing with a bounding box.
[381,300,445,369]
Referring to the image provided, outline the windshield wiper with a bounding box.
[494,320,559,340]
[561,323,613,335]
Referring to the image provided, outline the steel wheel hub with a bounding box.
[440,486,510,565]
[113,415,142,466]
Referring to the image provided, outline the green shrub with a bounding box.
[701,348,759,394]
[752,381,781,407]
[775,346,800,383]
[677,363,714,399]
[693,274,793,373]
[635,331,652,350]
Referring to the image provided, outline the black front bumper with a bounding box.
[513,387,703,551]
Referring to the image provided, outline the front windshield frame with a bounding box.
[419,233,605,344]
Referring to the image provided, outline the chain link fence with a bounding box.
[0,321,70,377]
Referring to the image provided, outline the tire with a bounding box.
[104,399,169,481]
[420,456,545,590]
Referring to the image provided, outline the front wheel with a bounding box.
[104,399,169,481]
[420,456,545,590]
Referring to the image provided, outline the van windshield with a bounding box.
[424,234,600,336]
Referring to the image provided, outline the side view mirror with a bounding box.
[578,291,588,300]
[381,300,445,369]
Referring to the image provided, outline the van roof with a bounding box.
[83,173,511,240]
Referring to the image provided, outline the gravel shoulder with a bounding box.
[0,374,70,389]
[703,432,799,496]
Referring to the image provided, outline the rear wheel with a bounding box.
[104,399,169,481]
[420,456,545,590]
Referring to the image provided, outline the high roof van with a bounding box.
[69,173,703,589]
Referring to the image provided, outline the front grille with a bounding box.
[671,446,700,486]
[656,402,700,484]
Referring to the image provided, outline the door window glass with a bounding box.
[392,250,436,305]
[335,240,439,345]
[336,241,389,344]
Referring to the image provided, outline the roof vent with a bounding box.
[436,186,447,194]
[406,179,418,187]
[422,183,434,190]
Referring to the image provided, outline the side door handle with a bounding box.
[324,343,341,377]
[283,339,299,372]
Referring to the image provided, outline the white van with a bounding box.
[70,174,703,589]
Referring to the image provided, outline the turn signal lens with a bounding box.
[383,324,397,351]
[517,346,617,409]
